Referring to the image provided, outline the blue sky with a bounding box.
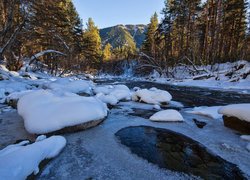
[72,0,165,29]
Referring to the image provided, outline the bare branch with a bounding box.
[29,50,66,65]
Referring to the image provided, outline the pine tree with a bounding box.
[82,18,102,69]
[103,43,112,61]
[142,12,159,58]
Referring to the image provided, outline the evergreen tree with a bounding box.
[82,18,102,69]
[103,43,112,61]
[142,12,159,58]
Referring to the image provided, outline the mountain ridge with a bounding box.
[100,24,147,49]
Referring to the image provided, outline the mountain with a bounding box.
[100,24,147,49]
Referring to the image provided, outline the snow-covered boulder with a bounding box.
[109,85,131,101]
[186,106,222,119]
[149,109,184,122]
[218,104,250,134]
[96,93,118,106]
[46,79,94,95]
[17,90,108,134]
[132,88,172,105]
[0,136,66,179]
[94,85,131,102]
[240,135,250,141]
[218,104,250,122]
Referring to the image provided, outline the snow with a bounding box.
[153,104,161,110]
[110,85,131,101]
[46,79,93,94]
[129,60,250,93]
[240,135,250,142]
[149,110,184,122]
[96,93,118,105]
[247,144,250,151]
[132,88,172,105]
[6,90,34,103]
[218,104,250,122]
[94,85,131,101]
[0,136,66,180]
[186,106,222,119]
[17,90,108,134]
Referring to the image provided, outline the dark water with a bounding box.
[116,126,246,180]
[96,79,250,107]
[126,81,250,107]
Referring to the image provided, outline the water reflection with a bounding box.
[116,126,246,179]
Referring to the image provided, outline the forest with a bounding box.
[0,0,249,76]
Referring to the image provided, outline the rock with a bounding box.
[6,98,18,108]
[45,119,105,136]
[77,92,91,97]
[193,118,207,129]
[223,115,250,134]
[193,74,214,80]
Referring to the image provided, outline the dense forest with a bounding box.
[141,0,250,75]
[0,0,249,76]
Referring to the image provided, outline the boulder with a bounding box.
[45,119,105,136]
[223,115,250,134]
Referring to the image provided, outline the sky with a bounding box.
[72,0,165,29]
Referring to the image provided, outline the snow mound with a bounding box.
[96,93,118,105]
[132,88,172,105]
[46,79,94,95]
[153,104,161,110]
[240,135,250,141]
[0,136,66,180]
[17,90,108,134]
[186,106,222,119]
[149,109,184,122]
[94,85,131,101]
[218,104,250,122]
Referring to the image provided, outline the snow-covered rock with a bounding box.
[218,104,250,122]
[186,106,222,119]
[240,135,250,141]
[149,110,184,122]
[132,88,172,105]
[109,85,131,101]
[96,93,118,105]
[0,136,66,180]
[17,90,108,134]
[94,85,114,95]
[46,79,94,95]
[153,104,161,110]
[94,85,131,101]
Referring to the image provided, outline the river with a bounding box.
[1,80,250,179]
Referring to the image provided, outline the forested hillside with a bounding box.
[100,24,147,48]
